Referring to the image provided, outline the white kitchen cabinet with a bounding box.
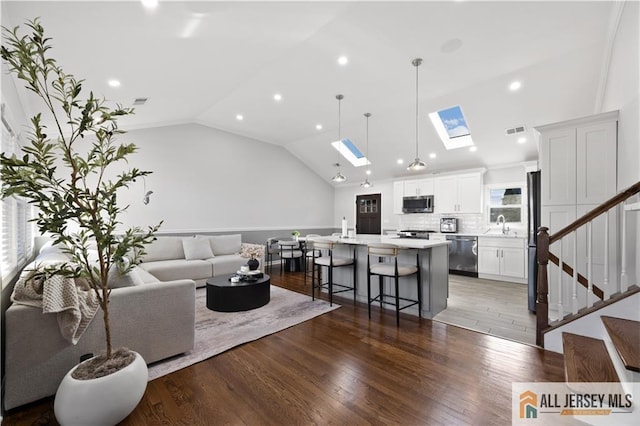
[404,178,434,196]
[537,111,618,206]
[435,172,483,214]
[537,111,619,313]
[457,173,483,213]
[393,180,405,215]
[478,237,526,283]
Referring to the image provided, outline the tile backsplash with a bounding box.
[397,213,526,235]
[398,213,485,233]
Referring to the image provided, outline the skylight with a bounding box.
[429,105,475,150]
[331,139,370,167]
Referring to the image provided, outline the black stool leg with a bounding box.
[417,256,422,319]
[311,261,316,301]
[328,265,333,306]
[367,259,372,319]
[395,275,400,326]
[352,262,357,305]
[378,275,383,310]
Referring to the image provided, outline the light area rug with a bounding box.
[148,285,339,381]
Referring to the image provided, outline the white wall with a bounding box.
[119,123,335,233]
[602,0,639,189]
[601,1,639,285]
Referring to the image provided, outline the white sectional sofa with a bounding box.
[3,233,263,410]
[138,234,265,287]
[3,250,196,410]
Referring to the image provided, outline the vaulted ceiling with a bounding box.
[2,1,624,184]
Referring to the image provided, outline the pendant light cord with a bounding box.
[336,94,343,167]
[415,60,419,159]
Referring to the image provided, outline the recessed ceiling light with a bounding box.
[108,79,121,88]
[141,0,158,9]
[236,114,244,121]
[509,81,522,91]
[397,159,404,165]
[273,93,282,102]
[315,124,323,130]
[517,137,527,144]
[338,56,348,66]
[429,153,436,159]
[469,146,477,152]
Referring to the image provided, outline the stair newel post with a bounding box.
[536,227,550,346]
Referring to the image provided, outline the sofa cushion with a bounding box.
[209,234,242,256]
[139,259,213,282]
[109,268,144,288]
[132,266,159,284]
[142,237,185,262]
[182,237,214,260]
[206,254,247,276]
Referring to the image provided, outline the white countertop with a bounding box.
[310,234,449,249]
[401,231,526,239]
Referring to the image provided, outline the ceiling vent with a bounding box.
[505,125,526,135]
[133,98,148,106]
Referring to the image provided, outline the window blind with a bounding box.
[1,103,34,285]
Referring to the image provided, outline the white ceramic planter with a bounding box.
[54,351,148,426]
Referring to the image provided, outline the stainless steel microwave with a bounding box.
[402,195,434,213]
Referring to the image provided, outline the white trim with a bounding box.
[593,1,626,114]
[484,181,527,226]
[144,226,337,235]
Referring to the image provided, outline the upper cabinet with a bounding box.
[435,172,483,214]
[404,178,434,196]
[537,111,618,206]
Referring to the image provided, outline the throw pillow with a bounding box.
[183,237,214,260]
[109,268,144,288]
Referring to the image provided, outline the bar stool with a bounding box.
[366,243,422,326]
[311,239,356,306]
[278,240,303,274]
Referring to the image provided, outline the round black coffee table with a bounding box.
[206,273,270,312]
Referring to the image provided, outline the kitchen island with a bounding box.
[308,234,450,319]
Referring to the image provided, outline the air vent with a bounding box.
[505,125,526,135]
[133,98,148,106]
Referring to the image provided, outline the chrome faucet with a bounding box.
[496,214,510,235]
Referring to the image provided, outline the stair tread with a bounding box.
[601,316,640,373]
[562,332,621,383]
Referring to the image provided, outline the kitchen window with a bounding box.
[486,184,524,224]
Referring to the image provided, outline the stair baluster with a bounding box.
[571,231,578,314]
[557,242,563,319]
[536,180,640,347]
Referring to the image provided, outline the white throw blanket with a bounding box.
[11,270,100,344]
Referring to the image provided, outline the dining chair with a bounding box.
[311,239,356,306]
[303,234,322,283]
[366,243,422,326]
[265,238,280,271]
[278,240,303,275]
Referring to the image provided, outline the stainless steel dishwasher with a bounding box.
[445,235,478,277]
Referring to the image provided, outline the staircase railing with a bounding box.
[536,181,640,346]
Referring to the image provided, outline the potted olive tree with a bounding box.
[1,19,161,424]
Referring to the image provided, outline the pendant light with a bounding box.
[361,112,373,188]
[407,58,426,171]
[331,94,347,182]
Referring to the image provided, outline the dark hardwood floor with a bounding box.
[3,271,566,425]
